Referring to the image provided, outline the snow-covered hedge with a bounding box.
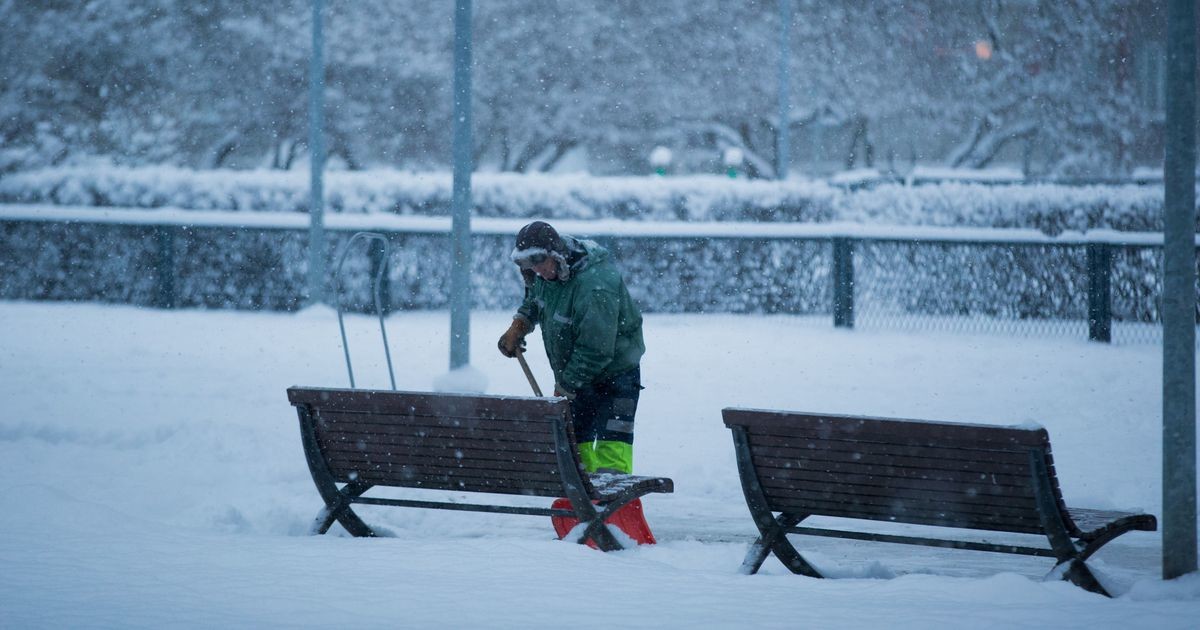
[0,166,1186,231]
[0,167,836,223]
[0,167,1187,324]
[842,183,1169,234]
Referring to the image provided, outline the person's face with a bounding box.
[530,255,558,280]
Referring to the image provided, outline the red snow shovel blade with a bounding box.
[552,497,657,548]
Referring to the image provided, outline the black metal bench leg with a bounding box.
[311,481,375,535]
[298,406,379,537]
[1055,559,1109,596]
[731,427,822,576]
[309,479,376,537]
[578,518,625,551]
[741,538,774,575]
[562,493,625,551]
[332,507,376,537]
[741,513,821,577]
[551,415,628,552]
[326,481,376,537]
[311,506,338,535]
[1028,449,1110,597]
[741,515,793,574]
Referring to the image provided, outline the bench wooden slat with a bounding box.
[746,436,1038,465]
[749,445,1035,477]
[1067,507,1157,539]
[339,469,568,496]
[319,448,561,480]
[753,465,1037,501]
[766,496,1046,534]
[322,445,559,469]
[589,473,675,501]
[320,442,560,468]
[319,442,559,470]
[318,430,557,455]
[325,450,562,478]
[289,386,557,421]
[739,425,1047,451]
[318,420,555,442]
[724,408,1050,448]
[770,498,1046,534]
[768,499,1045,533]
[318,410,554,433]
[765,490,1046,525]
[316,420,553,442]
[760,478,1042,516]
[751,456,1035,488]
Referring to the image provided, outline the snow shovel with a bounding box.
[514,350,656,547]
[550,495,656,548]
[515,349,543,397]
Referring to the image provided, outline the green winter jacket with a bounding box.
[515,238,644,394]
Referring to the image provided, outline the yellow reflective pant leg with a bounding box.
[577,440,632,474]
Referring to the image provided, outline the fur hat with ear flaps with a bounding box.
[510,221,567,264]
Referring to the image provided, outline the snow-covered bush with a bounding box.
[838,183,1170,234]
[0,167,836,223]
[0,166,1185,232]
[0,167,1187,323]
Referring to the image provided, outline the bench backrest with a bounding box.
[723,408,1067,535]
[289,386,590,499]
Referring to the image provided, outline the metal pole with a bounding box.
[155,225,176,309]
[449,0,474,369]
[1163,0,1198,581]
[776,0,791,180]
[1086,243,1112,343]
[306,0,327,305]
[832,238,854,328]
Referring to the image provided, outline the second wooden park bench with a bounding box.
[287,386,673,551]
[722,407,1157,596]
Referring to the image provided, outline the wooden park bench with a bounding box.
[287,386,673,551]
[722,408,1157,596]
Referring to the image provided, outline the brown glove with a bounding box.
[497,318,532,357]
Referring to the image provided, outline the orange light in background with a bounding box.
[975,40,993,60]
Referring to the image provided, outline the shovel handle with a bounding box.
[515,349,544,397]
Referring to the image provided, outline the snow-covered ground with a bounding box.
[0,301,1197,628]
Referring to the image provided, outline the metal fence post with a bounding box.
[155,225,176,309]
[1086,242,1112,342]
[833,237,854,328]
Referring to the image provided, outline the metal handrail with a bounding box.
[332,231,396,390]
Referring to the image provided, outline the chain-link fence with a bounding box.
[1,213,1195,345]
[850,237,1194,344]
[854,239,1091,339]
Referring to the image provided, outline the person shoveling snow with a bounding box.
[498,220,655,545]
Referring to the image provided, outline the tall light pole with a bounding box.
[306,0,327,305]
[449,0,474,369]
[1162,0,1197,581]
[776,0,791,180]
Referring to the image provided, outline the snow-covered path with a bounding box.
[0,301,1195,628]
